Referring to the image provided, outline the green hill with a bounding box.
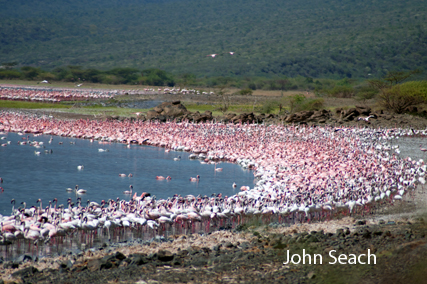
[1,0,426,78]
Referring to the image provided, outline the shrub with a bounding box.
[256,100,277,114]
[379,81,427,114]
[0,69,22,79]
[286,94,324,113]
[325,85,355,98]
[354,85,378,102]
[239,88,253,96]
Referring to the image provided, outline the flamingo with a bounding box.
[206,54,219,58]
[156,176,166,180]
[123,185,133,195]
[214,163,223,172]
[357,115,375,122]
[77,165,84,170]
[75,185,87,194]
[420,145,427,152]
[190,175,200,182]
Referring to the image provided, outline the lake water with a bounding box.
[0,132,255,215]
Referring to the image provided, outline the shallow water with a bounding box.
[0,132,255,215]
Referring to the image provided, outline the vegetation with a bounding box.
[0,0,427,79]
[369,70,427,113]
[377,81,427,113]
[285,94,324,113]
[0,100,70,109]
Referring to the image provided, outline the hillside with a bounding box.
[0,0,426,78]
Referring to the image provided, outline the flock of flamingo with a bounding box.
[1,109,427,258]
[0,85,214,104]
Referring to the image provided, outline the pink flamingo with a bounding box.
[123,185,133,194]
[190,175,200,182]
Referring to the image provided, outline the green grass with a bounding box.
[0,100,70,109]
[65,106,151,117]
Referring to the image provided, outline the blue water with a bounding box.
[0,132,255,215]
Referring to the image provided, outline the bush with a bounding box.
[379,81,427,114]
[325,85,355,98]
[256,100,277,114]
[239,88,253,96]
[286,94,324,113]
[0,69,22,79]
[354,85,378,103]
[287,94,305,113]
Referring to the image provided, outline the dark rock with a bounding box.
[11,266,38,278]
[355,105,371,115]
[101,254,116,263]
[114,251,127,261]
[146,110,160,120]
[190,256,208,267]
[307,271,316,279]
[130,254,149,266]
[362,229,372,239]
[15,254,32,264]
[60,260,73,270]
[87,259,102,271]
[157,250,174,262]
[178,249,189,257]
[101,261,113,270]
[342,108,359,121]
[356,220,366,226]
[213,245,221,251]
[201,247,212,254]
[3,261,19,269]
[161,104,188,117]
[153,105,164,113]
[224,242,234,248]
[285,111,314,123]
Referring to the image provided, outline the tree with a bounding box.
[369,69,425,113]
[21,66,42,80]
[1,62,17,69]
[239,88,253,96]
[217,86,233,114]
[378,81,427,114]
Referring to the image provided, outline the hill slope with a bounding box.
[0,0,426,78]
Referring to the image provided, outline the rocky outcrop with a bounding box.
[147,101,190,121]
